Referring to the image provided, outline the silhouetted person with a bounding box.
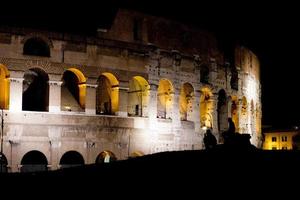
[204,129,217,149]
[228,118,236,133]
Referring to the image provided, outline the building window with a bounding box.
[282,136,288,142]
[282,147,288,150]
[272,137,277,142]
[272,147,277,150]
[23,37,50,57]
[133,19,142,41]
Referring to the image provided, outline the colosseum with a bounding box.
[0,8,262,172]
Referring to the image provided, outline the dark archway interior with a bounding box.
[20,150,48,173]
[62,71,80,105]
[0,153,8,173]
[217,89,228,133]
[95,151,117,164]
[60,151,84,165]
[23,37,50,57]
[22,68,49,111]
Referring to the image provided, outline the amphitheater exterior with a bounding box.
[0,9,262,172]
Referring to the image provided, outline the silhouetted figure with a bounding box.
[204,129,217,150]
[228,118,236,133]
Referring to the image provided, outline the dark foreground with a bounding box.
[1,147,300,195]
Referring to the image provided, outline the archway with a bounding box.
[241,96,248,133]
[200,88,213,129]
[95,151,117,164]
[230,96,239,132]
[200,65,209,84]
[96,73,119,115]
[60,151,84,168]
[20,150,48,173]
[22,68,49,111]
[0,64,10,110]
[0,153,8,173]
[217,89,228,133]
[23,37,50,57]
[128,76,150,117]
[61,68,86,112]
[179,83,194,121]
[157,79,173,119]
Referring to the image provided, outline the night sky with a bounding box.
[1,0,299,128]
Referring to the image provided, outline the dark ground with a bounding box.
[1,148,300,196]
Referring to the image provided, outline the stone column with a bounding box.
[116,86,129,117]
[193,90,201,133]
[148,84,158,127]
[48,81,62,112]
[172,88,181,128]
[237,98,243,133]
[211,94,219,140]
[9,77,24,112]
[85,84,97,115]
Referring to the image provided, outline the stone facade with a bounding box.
[0,9,262,172]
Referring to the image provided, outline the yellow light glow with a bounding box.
[0,64,10,110]
[230,96,239,131]
[99,72,119,114]
[157,79,173,118]
[179,83,194,121]
[200,87,213,129]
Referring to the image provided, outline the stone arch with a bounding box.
[0,64,10,110]
[179,82,194,121]
[217,89,228,133]
[241,96,248,133]
[60,151,85,168]
[96,72,119,115]
[0,153,8,173]
[22,68,49,111]
[230,96,239,132]
[128,76,150,117]
[200,87,213,129]
[95,151,117,164]
[20,150,48,173]
[61,68,86,112]
[157,79,174,119]
[23,37,50,57]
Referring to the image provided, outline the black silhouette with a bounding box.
[204,129,217,150]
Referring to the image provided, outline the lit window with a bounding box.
[282,136,288,142]
[272,137,277,142]
[282,147,288,150]
[272,147,277,150]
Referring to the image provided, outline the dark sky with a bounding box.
[1,0,299,128]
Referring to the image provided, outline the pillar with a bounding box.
[116,86,128,117]
[211,94,219,140]
[148,84,158,128]
[85,84,97,115]
[193,91,201,133]
[9,77,24,112]
[172,88,181,127]
[48,81,62,112]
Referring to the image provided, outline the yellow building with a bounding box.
[263,129,298,150]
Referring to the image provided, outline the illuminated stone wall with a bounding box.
[0,9,261,172]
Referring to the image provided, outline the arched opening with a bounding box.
[217,89,228,133]
[22,68,49,111]
[157,79,174,119]
[0,153,8,173]
[95,151,117,164]
[241,96,248,133]
[200,65,209,84]
[179,83,194,121]
[200,88,213,129]
[96,73,119,115]
[23,37,50,57]
[20,150,48,173]
[60,151,85,168]
[61,68,86,112]
[128,76,150,117]
[0,64,10,110]
[230,96,239,132]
